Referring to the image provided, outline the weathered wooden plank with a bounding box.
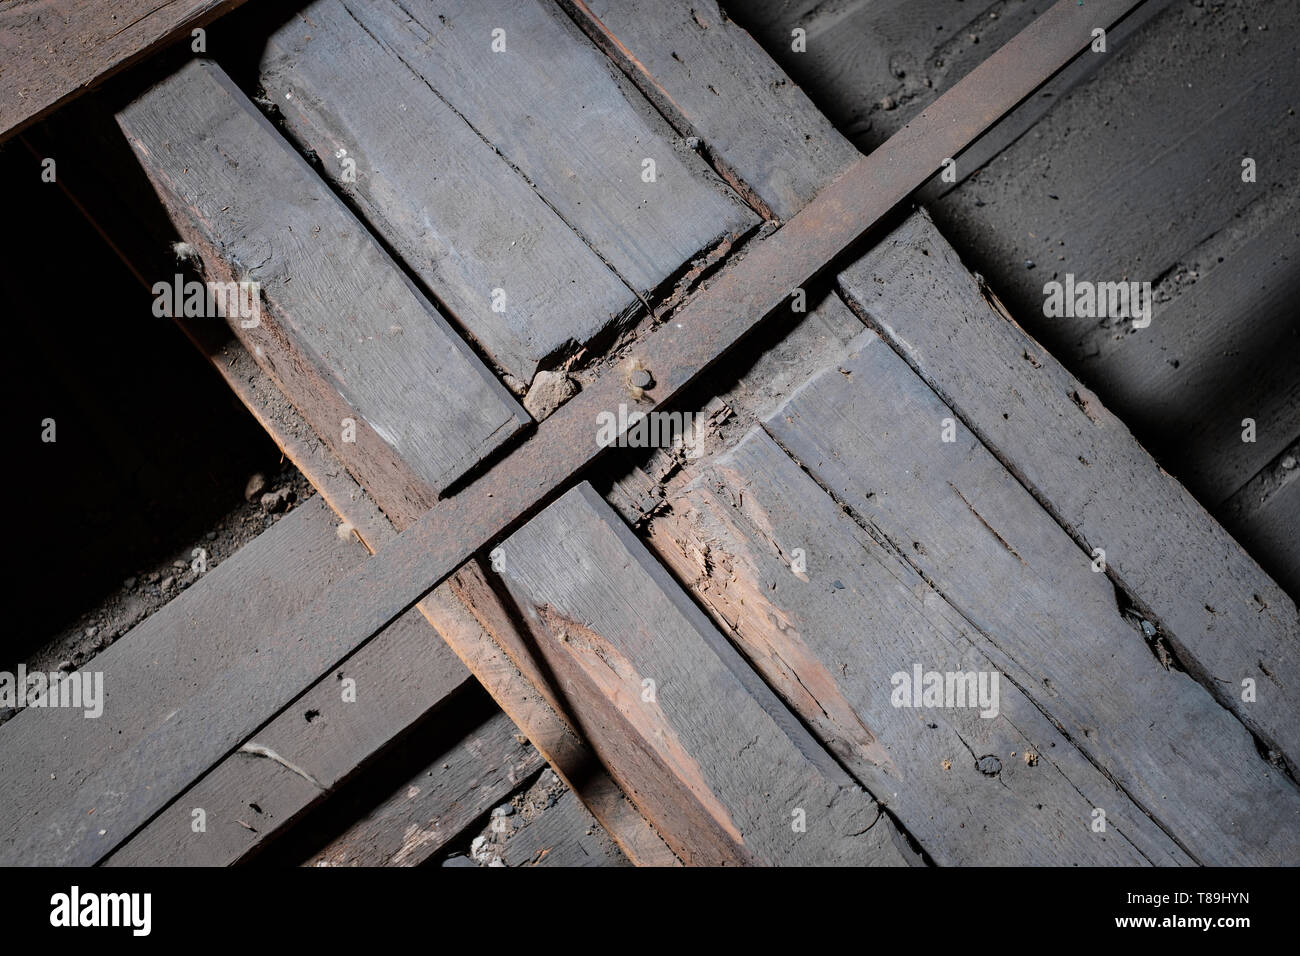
[494,788,631,868]
[765,328,1300,865]
[339,0,759,299]
[1059,208,1300,505]
[106,599,473,866]
[256,0,640,385]
[116,58,529,515]
[838,210,1300,774]
[296,707,542,868]
[563,0,859,221]
[42,88,676,868]
[0,0,249,142]
[492,482,916,866]
[929,0,1300,455]
[22,0,1135,865]
[0,495,364,863]
[446,561,680,867]
[656,425,1189,865]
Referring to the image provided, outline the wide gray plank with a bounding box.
[116,58,528,506]
[0,496,362,863]
[662,426,1189,866]
[565,0,859,221]
[493,482,916,867]
[257,0,640,385]
[839,210,1300,774]
[766,329,1300,865]
[342,0,759,299]
[106,600,473,866]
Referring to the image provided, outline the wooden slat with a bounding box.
[23,0,1142,865]
[338,0,759,299]
[563,0,860,221]
[491,482,916,866]
[116,58,529,517]
[256,0,641,385]
[764,328,1300,865]
[494,789,631,867]
[106,598,475,865]
[838,210,1300,774]
[0,0,249,142]
[0,495,386,862]
[1063,210,1300,504]
[45,113,676,866]
[300,707,542,867]
[656,425,1190,865]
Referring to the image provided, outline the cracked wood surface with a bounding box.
[22,0,1147,865]
[563,0,860,222]
[32,99,675,867]
[489,482,918,867]
[255,0,643,385]
[654,425,1190,865]
[116,58,529,515]
[0,0,249,142]
[839,210,1300,775]
[765,328,1300,865]
[299,705,543,868]
[335,0,759,302]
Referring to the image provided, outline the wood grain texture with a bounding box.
[300,708,542,867]
[0,0,248,141]
[116,58,528,511]
[495,788,631,867]
[765,328,1300,865]
[839,210,1300,775]
[492,482,917,867]
[0,496,365,864]
[106,598,473,866]
[339,0,759,299]
[656,426,1189,866]
[22,5,1123,863]
[256,0,641,384]
[928,0,1300,498]
[563,0,859,221]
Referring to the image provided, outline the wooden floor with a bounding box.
[2,0,1296,866]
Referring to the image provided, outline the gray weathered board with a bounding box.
[256,0,642,384]
[491,482,917,867]
[764,328,1300,865]
[301,707,543,868]
[564,0,860,221]
[839,210,1300,775]
[0,496,445,863]
[106,591,475,866]
[662,426,1190,865]
[116,58,529,518]
[338,0,759,300]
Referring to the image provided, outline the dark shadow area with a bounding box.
[0,140,284,667]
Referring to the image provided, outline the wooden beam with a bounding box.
[839,210,1300,774]
[23,0,1148,864]
[0,0,249,143]
[764,329,1300,865]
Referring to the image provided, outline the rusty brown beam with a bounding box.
[22,0,1149,865]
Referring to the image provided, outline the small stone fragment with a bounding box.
[523,369,578,422]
